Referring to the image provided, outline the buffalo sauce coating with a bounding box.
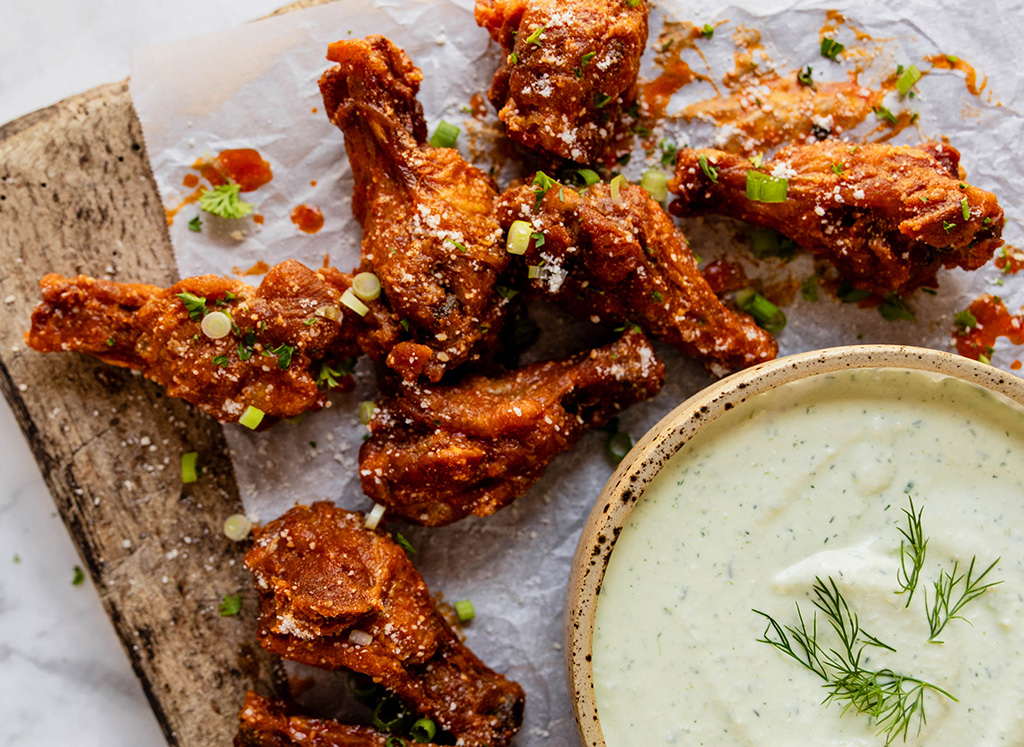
[953,294,1024,361]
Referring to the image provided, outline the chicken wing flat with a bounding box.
[245,503,524,747]
[236,692,442,747]
[319,36,510,383]
[359,329,664,526]
[25,260,360,424]
[669,141,1005,295]
[475,0,649,163]
[496,178,777,374]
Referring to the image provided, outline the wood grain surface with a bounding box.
[0,1,332,743]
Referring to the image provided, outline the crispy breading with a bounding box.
[359,329,664,526]
[475,0,649,163]
[25,260,359,424]
[669,141,1004,295]
[319,36,510,382]
[495,178,777,374]
[245,503,524,747]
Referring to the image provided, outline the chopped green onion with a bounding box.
[496,285,518,301]
[878,294,916,322]
[176,291,207,322]
[341,288,370,317]
[745,171,788,202]
[358,400,376,425]
[454,599,475,622]
[347,672,382,705]
[365,502,386,531]
[218,593,241,616]
[609,174,627,203]
[201,310,232,340]
[606,430,634,462]
[315,304,343,323]
[896,64,922,95]
[961,197,970,220]
[640,170,668,202]
[873,105,898,124]
[352,272,382,301]
[239,405,265,430]
[181,451,199,483]
[506,220,533,255]
[411,718,437,743]
[594,92,612,108]
[372,697,407,733]
[954,308,978,330]
[747,227,794,259]
[578,168,600,186]
[106,337,115,347]
[797,66,814,88]
[821,37,845,60]
[188,216,202,232]
[527,264,541,279]
[223,513,252,541]
[701,23,714,38]
[525,24,546,46]
[749,153,763,168]
[448,239,468,253]
[698,153,719,183]
[735,288,787,333]
[428,121,459,149]
[395,532,416,554]
[628,0,640,6]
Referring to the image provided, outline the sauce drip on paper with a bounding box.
[165,148,274,225]
[290,204,325,234]
[953,294,1024,362]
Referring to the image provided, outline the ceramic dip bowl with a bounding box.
[565,345,1024,747]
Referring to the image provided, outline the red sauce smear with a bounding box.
[926,54,987,97]
[953,294,1024,361]
[291,204,324,234]
[310,180,318,187]
[994,245,1024,275]
[182,173,200,188]
[1013,360,1023,371]
[470,92,489,120]
[642,21,717,123]
[200,148,273,192]
[253,214,265,225]
[702,258,749,294]
[236,261,271,277]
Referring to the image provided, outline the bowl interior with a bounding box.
[563,344,1024,747]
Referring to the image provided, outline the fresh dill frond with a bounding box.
[200,181,255,219]
[755,576,955,745]
[925,555,1001,642]
[895,494,928,606]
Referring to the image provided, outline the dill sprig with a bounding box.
[755,577,956,745]
[925,556,1001,642]
[895,495,928,607]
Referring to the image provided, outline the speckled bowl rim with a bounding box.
[563,344,1024,747]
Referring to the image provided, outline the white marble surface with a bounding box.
[0,3,285,745]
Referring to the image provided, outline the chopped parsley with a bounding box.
[199,182,254,220]
[187,215,202,232]
[954,308,978,331]
[582,51,596,67]
[942,220,956,234]
[496,285,518,301]
[218,593,242,617]
[531,232,546,248]
[532,171,558,209]
[176,291,207,321]
[831,162,844,175]
[395,533,416,554]
[873,105,898,124]
[801,275,820,302]
[594,92,613,109]
[525,24,546,46]
[213,355,230,367]
[105,337,115,347]
[698,153,719,183]
[878,294,916,322]
[448,239,468,253]
[659,139,679,167]
[797,66,815,88]
[820,37,845,60]
[652,291,663,302]
[701,23,714,38]
[72,565,85,586]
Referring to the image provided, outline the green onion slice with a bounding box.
[239,405,265,430]
[454,599,475,622]
[577,168,600,186]
[347,672,383,705]
[181,451,199,484]
[428,121,459,149]
[411,718,437,743]
[745,171,788,202]
[896,64,922,95]
[372,697,407,733]
[640,170,668,202]
[358,400,376,425]
[352,272,381,301]
[821,37,845,60]
[506,220,533,255]
[606,430,634,462]
[223,513,252,541]
[341,288,370,317]
[961,196,970,220]
[735,288,787,333]
[609,174,627,203]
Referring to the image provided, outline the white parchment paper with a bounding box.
[131,0,1024,742]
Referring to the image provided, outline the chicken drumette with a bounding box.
[475,0,649,163]
[320,36,511,382]
[244,503,524,747]
[359,329,664,526]
[669,141,1005,295]
[496,177,777,374]
[25,260,360,424]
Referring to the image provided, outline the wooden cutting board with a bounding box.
[0,2,329,744]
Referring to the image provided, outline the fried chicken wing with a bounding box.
[245,503,524,747]
[235,692,442,747]
[475,0,649,163]
[359,329,664,526]
[319,36,510,382]
[25,260,360,424]
[669,141,1005,295]
[496,178,777,374]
